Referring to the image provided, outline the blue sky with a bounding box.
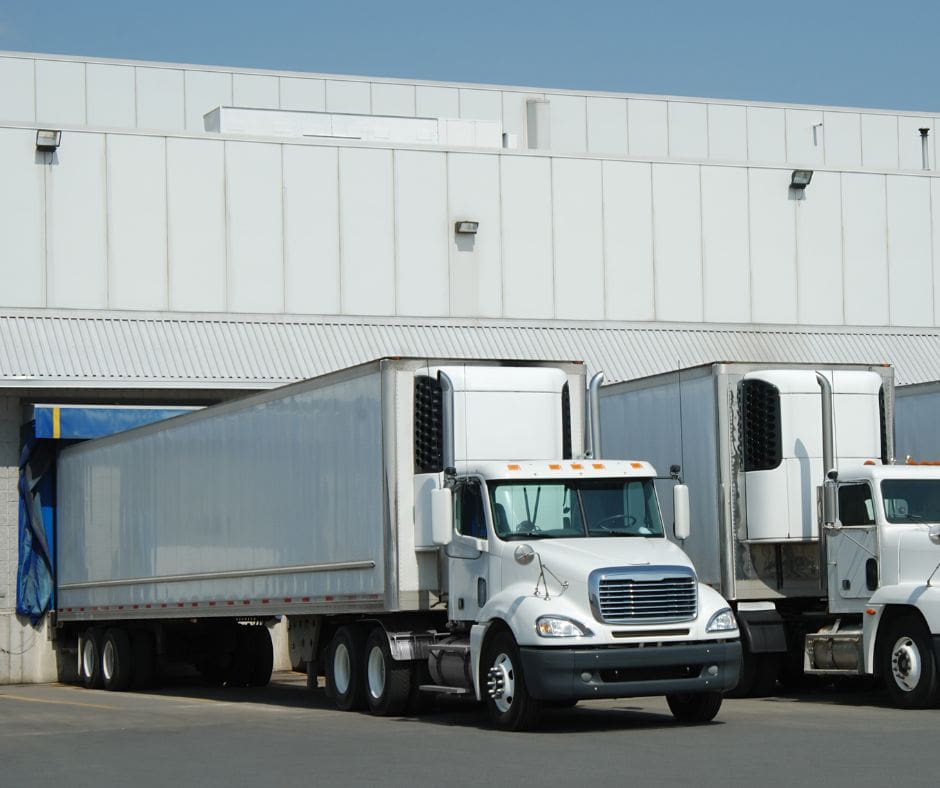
[1,0,938,112]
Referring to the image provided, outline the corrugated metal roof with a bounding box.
[2,309,940,389]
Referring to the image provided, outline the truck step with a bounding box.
[418,684,472,696]
[427,643,470,654]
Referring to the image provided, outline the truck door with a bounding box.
[447,479,490,622]
[827,482,879,611]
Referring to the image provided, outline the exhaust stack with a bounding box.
[585,371,605,459]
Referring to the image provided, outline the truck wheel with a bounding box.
[726,649,778,698]
[666,691,723,723]
[364,627,411,716]
[882,614,939,708]
[102,628,132,691]
[326,625,367,711]
[131,630,156,689]
[80,629,104,689]
[248,626,274,687]
[482,631,542,731]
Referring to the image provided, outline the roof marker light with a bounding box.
[507,464,521,471]
[630,462,642,469]
[864,460,875,465]
[571,463,583,470]
[592,463,605,470]
[549,463,561,470]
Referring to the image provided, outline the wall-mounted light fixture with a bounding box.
[36,129,62,152]
[454,220,479,235]
[790,169,813,190]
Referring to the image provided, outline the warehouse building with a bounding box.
[2,50,940,682]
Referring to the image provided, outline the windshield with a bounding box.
[488,478,665,540]
[882,479,940,524]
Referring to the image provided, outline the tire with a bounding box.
[248,626,274,688]
[363,627,411,716]
[481,630,542,731]
[130,630,156,690]
[80,628,104,690]
[101,628,132,691]
[326,625,367,711]
[225,626,255,688]
[881,614,939,709]
[666,691,723,724]
[725,648,778,698]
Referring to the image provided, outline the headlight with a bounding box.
[535,616,593,638]
[705,608,737,633]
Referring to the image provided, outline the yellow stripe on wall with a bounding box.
[53,407,61,439]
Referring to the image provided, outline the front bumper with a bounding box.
[519,640,742,701]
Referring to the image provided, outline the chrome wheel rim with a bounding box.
[367,646,386,700]
[82,639,97,680]
[333,642,351,695]
[891,636,922,692]
[490,652,515,714]
[102,640,115,682]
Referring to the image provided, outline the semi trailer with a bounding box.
[54,357,741,730]
[896,380,940,464]
[600,362,940,708]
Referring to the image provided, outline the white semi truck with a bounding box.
[600,362,940,708]
[54,357,741,730]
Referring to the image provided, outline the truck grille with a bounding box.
[589,566,697,624]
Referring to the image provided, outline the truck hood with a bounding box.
[506,536,695,578]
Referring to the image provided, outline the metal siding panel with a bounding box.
[339,147,395,315]
[552,158,603,319]
[887,176,933,326]
[667,101,708,160]
[898,116,935,171]
[652,164,702,321]
[501,91,536,149]
[860,114,899,170]
[107,135,168,310]
[746,107,785,164]
[701,166,749,322]
[447,152,502,318]
[0,56,36,122]
[547,94,587,153]
[628,99,668,157]
[796,171,844,324]
[35,59,85,126]
[279,77,326,111]
[86,64,136,128]
[0,129,44,306]
[282,145,341,314]
[785,108,824,166]
[415,86,459,119]
[586,97,627,156]
[166,138,226,311]
[822,111,862,169]
[458,89,501,122]
[842,172,889,325]
[47,133,107,308]
[325,80,370,114]
[371,83,416,117]
[602,161,655,320]
[394,150,449,316]
[706,104,747,162]
[934,179,940,325]
[748,168,797,323]
[135,67,185,131]
[500,156,554,318]
[184,70,233,131]
[225,142,284,312]
[232,74,279,109]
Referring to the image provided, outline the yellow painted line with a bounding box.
[0,693,115,711]
[52,407,61,439]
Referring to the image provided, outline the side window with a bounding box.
[838,483,875,526]
[456,482,487,539]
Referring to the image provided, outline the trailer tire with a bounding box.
[326,625,367,711]
[131,630,156,690]
[482,630,542,731]
[80,628,104,689]
[881,614,939,708]
[102,628,132,691]
[364,628,411,716]
[248,626,274,687]
[666,691,723,723]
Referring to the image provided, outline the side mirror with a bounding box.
[431,487,453,546]
[673,484,690,541]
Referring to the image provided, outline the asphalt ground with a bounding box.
[0,672,936,787]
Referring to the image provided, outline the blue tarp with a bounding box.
[16,405,198,622]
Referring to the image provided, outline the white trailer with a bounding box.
[55,357,740,729]
[600,362,940,707]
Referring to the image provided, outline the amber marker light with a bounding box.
[507,464,521,471]
[592,463,605,469]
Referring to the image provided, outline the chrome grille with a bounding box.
[589,566,697,624]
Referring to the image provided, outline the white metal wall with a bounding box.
[3,124,940,327]
[1,51,937,170]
